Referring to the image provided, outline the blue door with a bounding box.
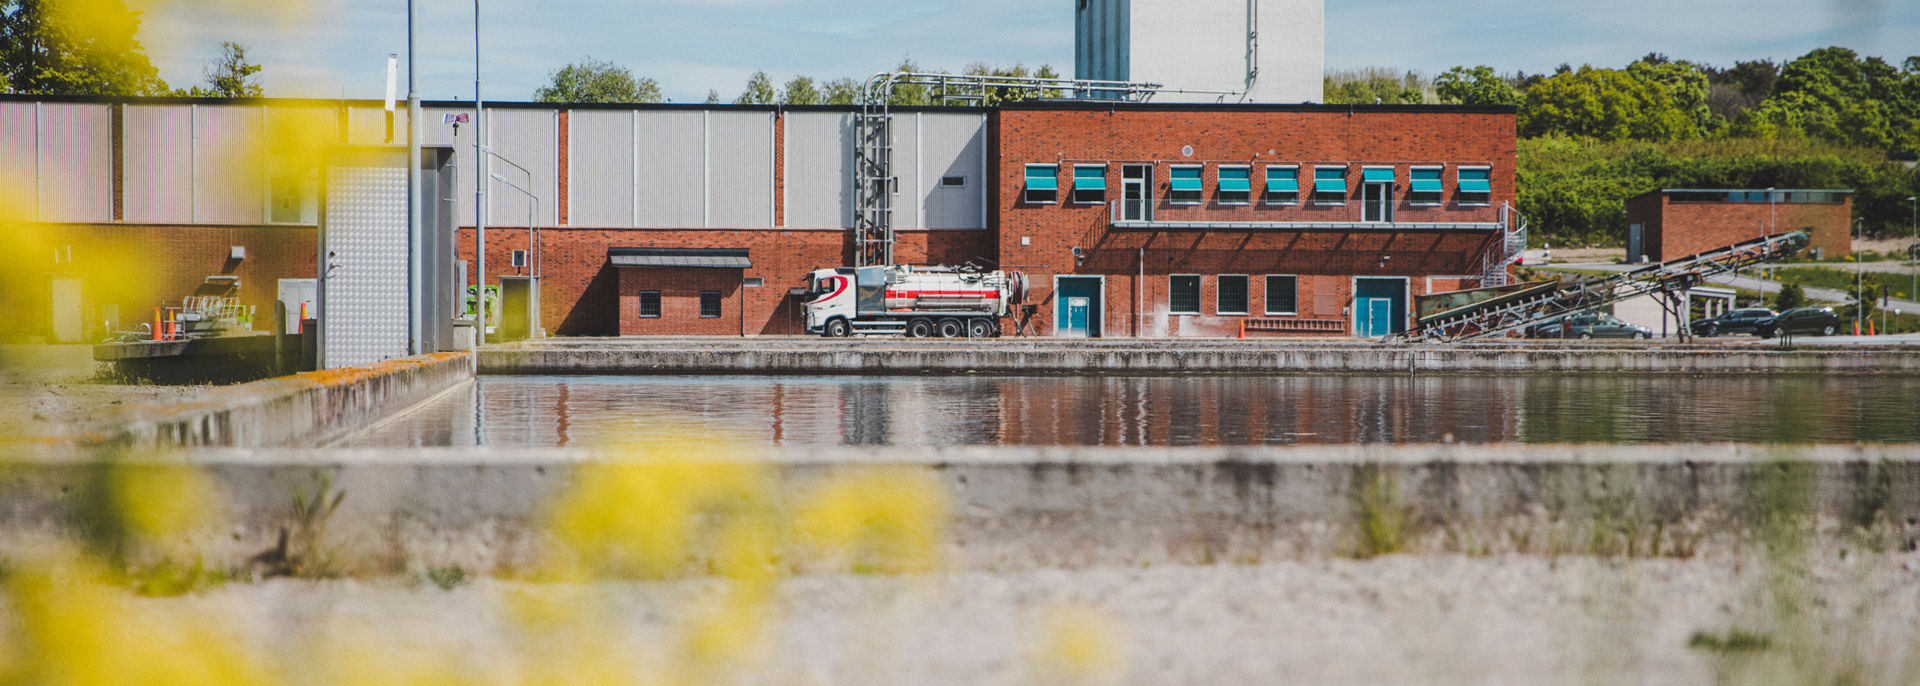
[1055,277,1102,337]
[1353,278,1407,338]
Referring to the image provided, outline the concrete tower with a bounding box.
[1074,0,1325,103]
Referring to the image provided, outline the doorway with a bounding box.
[1362,174,1395,222]
[1121,165,1153,221]
[1055,276,1104,337]
[51,276,82,343]
[1353,277,1408,338]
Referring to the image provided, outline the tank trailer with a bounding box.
[803,264,1027,338]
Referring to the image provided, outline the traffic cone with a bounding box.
[1238,320,1246,339]
[1870,320,1877,336]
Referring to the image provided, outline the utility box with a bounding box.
[498,275,541,341]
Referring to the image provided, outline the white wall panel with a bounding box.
[568,110,636,227]
[122,105,193,223]
[784,112,850,229]
[37,104,111,222]
[634,110,705,227]
[706,110,773,228]
[263,106,335,225]
[918,113,987,230]
[0,103,40,220]
[194,105,266,224]
[485,108,556,226]
[346,106,406,145]
[423,106,476,227]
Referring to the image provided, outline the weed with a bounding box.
[1352,465,1409,558]
[254,471,347,578]
[1689,629,1773,653]
[423,565,468,590]
[129,558,237,597]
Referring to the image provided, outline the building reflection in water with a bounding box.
[343,374,1920,448]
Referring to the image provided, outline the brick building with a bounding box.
[1624,189,1853,263]
[2,95,1515,342]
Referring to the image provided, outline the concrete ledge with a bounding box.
[3,444,1915,572]
[63,352,473,449]
[481,338,1920,375]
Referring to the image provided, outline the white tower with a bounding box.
[1074,0,1325,103]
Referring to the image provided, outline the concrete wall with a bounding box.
[2,443,1913,572]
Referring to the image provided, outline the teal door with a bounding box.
[1353,278,1406,338]
[1055,277,1102,337]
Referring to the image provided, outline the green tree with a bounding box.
[703,89,721,105]
[1520,66,1693,141]
[734,71,775,105]
[1741,47,1917,151]
[781,75,820,105]
[821,77,860,105]
[886,59,932,106]
[1627,54,1716,135]
[198,42,261,98]
[1323,67,1427,104]
[1435,65,1519,106]
[1705,59,1777,120]
[1772,282,1808,311]
[534,58,660,103]
[0,0,169,95]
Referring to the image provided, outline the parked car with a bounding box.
[1752,307,1842,338]
[1527,312,1653,339]
[1689,308,1777,337]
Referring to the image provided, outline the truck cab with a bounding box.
[803,268,858,336]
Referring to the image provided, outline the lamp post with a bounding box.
[1856,216,1865,334]
[475,0,487,346]
[406,0,424,354]
[1909,196,1917,312]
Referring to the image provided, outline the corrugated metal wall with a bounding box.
[37,103,112,222]
[784,111,851,228]
[567,109,635,227]
[0,103,42,219]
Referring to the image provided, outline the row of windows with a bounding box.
[637,291,723,318]
[1024,164,1492,207]
[1667,190,1848,205]
[1167,274,1299,316]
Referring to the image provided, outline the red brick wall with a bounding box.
[456,227,994,336]
[1631,194,1852,261]
[619,267,743,335]
[994,107,1517,337]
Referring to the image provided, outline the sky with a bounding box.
[139,0,1920,103]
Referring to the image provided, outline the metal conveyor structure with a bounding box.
[1395,230,1811,343]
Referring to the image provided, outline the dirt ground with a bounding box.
[0,344,205,440]
[84,550,1920,686]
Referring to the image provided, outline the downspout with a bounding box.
[1136,247,1143,337]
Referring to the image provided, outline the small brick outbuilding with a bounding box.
[1624,189,1852,263]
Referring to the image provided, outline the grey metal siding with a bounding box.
[0,103,37,219]
[263,106,333,225]
[484,108,557,226]
[568,110,637,227]
[706,110,773,227]
[634,110,705,227]
[918,113,988,230]
[346,105,402,145]
[783,111,850,229]
[38,103,112,222]
[194,105,266,224]
[422,106,476,228]
[122,105,193,223]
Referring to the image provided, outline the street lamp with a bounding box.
[1767,187,1775,237]
[1856,216,1865,334]
[1909,196,1917,310]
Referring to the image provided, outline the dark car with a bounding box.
[1689,308,1777,337]
[1753,307,1843,338]
[1528,312,1653,339]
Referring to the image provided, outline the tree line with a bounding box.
[1,0,262,97]
[535,58,1063,107]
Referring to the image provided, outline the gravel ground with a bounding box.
[0,344,206,439]
[93,551,1920,686]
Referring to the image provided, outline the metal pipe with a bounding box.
[406,0,424,354]
[475,0,487,346]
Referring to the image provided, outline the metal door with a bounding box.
[1054,277,1103,337]
[1353,277,1407,338]
[50,276,82,343]
[319,153,410,368]
[1065,297,1090,336]
[1121,165,1152,221]
[1627,223,1644,263]
[1366,299,1390,338]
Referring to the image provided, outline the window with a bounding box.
[1458,167,1491,206]
[1169,165,1203,205]
[1170,275,1201,314]
[1024,164,1058,204]
[1072,164,1107,204]
[1312,166,1348,205]
[1264,165,1299,205]
[1265,275,1298,315]
[1409,166,1443,206]
[638,291,661,318]
[699,291,722,318]
[1361,167,1395,222]
[1217,166,1251,205]
[1217,275,1249,315]
[940,175,967,188]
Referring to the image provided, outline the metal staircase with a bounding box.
[1479,203,1528,287]
[1398,230,1810,343]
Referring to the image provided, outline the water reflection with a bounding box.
[345,375,1920,448]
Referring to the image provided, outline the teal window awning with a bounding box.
[1410,167,1443,193]
[1458,168,1491,193]
[1362,167,1395,184]
[1218,166,1251,192]
[1026,164,1058,190]
[1266,167,1299,192]
[1170,166,1203,192]
[1073,165,1106,190]
[1314,167,1347,193]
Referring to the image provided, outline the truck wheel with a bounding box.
[936,318,964,338]
[907,319,933,338]
[825,318,851,338]
[966,318,994,338]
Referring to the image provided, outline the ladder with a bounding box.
[1396,230,1810,343]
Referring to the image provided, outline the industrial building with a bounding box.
[1624,188,1854,262]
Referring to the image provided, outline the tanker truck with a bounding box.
[802,264,1027,338]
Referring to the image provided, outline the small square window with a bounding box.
[1072,165,1107,204]
[699,291,722,318]
[1264,166,1299,205]
[1170,274,1201,314]
[638,291,661,318]
[1217,166,1251,205]
[1217,275,1248,315]
[1024,164,1058,204]
[1458,167,1491,206]
[1169,166,1203,205]
[1409,166,1444,206]
[1265,275,1298,315]
[1312,166,1348,205]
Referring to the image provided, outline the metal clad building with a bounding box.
[1076,0,1325,103]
